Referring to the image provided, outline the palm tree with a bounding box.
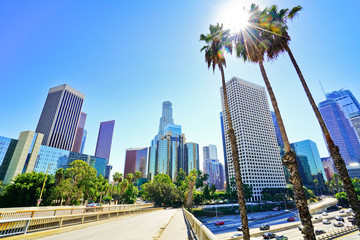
[313,179,319,196]
[232,5,315,239]
[200,23,250,240]
[186,169,197,210]
[260,5,360,226]
[112,172,122,186]
[126,173,134,183]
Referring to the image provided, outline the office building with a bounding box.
[203,145,218,162]
[204,159,225,190]
[80,129,87,154]
[185,142,199,175]
[124,147,148,178]
[347,163,360,179]
[0,132,107,184]
[319,99,360,165]
[290,140,326,180]
[95,120,115,162]
[152,101,175,146]
[271,111,284,149]
[36,84,85,151]
[321,157,336,181]
[220,77,286,201]
[349,112,360,139]
[72,112,87,153]
[220,112,229,187]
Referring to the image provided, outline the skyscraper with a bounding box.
[290,140,326,180]
[203,144,218,163]
[319,99,360,165]
[95,120,115,162]
[124,147,148,178]
[72,112,87,153]
[220,77,286,201]
[321,157,336,181]
[326,89,360,139]
[271,111,284,149]
[80,129,87,154]
[36,84,85,151]
[203,144,224,189]
[152,101,175,146]
[185,142,199,175]
[220,112,229,187]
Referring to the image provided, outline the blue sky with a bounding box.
[1,0,360,176]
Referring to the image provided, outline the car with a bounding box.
[215,221,225,226]
[314,216,322,220]
[335,216,344,222]
[337,205,343,209]
[348,216,355,222]
[275,235,288,240]
[339,210,345,213]
[322,219,331,224]
[322,212,328,216]
[263,232,276,239]
[259,224,270,230]
[298,225,303,232]
[231,233,242,238]
[315,229,326,235]
[86,203,97,207]
[273,207,281,211]
[237,226,243,231]
[287,217,295,222]
[346,209,353,214]
[334,221,344,227]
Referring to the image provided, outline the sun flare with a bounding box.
[218,1,250,33]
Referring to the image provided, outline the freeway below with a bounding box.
[36,208,178,240]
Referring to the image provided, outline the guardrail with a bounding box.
[182,208,217,240]
[317,225,359,240]
[0,203,153,220]
[0,204,156,238]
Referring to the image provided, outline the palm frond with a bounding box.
[288,6,302,19]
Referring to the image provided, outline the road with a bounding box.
[37,209,178,240]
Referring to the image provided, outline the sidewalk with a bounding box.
[159,209,189,240]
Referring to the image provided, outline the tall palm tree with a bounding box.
[112,172,122,186]
[232,5,315,239]
[260,5,360,226]
[200,23,250,240]
[313,179,319,196]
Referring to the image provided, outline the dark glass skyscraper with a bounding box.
[271,111,284,149]
[152,101,175,146]
[124,147,148,178]
[72,112,87,153]
[95,120,115,163]
[220,112,229,187]
[319,99,360,165]
[36,84,85,151]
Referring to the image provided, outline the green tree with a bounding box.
[126,173,134,183]
[260,4,360,227]
[186,169,197,209]
[200,23,250,240]
[203,184,211,201]
[231,4,315,238]
[313,179,319,196]
[0,172,55,207]
[195,170,209,189]
[135,171,142,179]
[176,168,187,187]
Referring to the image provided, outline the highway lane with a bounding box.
[37,209,178,240]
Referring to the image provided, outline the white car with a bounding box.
[322,219,331,224]
[346,209,353,214]
[322,212,328,216]
[314,216,322,220]
[334,221,344,227]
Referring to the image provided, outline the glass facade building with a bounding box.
[271,111,284,149]
[319,99,360,165]
[36,84,85,151]
[291,140,326,180]
[148,146,157,181]
[220,112,229,187]
[185,143,199,175]
[124,147,148,178]
[95,120,115,162]
[72,112,87,153]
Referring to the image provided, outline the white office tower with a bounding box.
[220,77,286,201]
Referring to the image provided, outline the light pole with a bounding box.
[37,164,51,207]
[285,209,300,219]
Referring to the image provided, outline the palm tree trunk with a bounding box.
[284,43,360,227]
[258,60,316,239]
[219,64,250,240]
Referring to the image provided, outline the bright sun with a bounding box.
[218,1,250,33]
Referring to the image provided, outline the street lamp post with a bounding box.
[37,164,51,207]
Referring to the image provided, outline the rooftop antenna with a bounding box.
[319,80,326,99]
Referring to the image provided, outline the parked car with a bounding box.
[237,226,243,231]
[314,215,322,220]
[335,216,344,222]
[259,224,270,230]
[263,232,276,239]
[231,233,242,238]
[215,221,225,226]
[322,219,331,224]
[322,212,328,216]
[273,207,281,211]
[315,230,326,235]
[348,216,355,222]
[334,221,344,227]
[287,217,295,222]
[339,210,345,213]
[275,235,288,240]
[346,209,353,214]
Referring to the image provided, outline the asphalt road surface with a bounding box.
[37,209,177,240]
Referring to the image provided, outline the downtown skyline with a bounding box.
[1,0,360,176]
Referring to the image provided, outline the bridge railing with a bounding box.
[0,203,153,220]
[182,208,217,240]
[0,204,156,238]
